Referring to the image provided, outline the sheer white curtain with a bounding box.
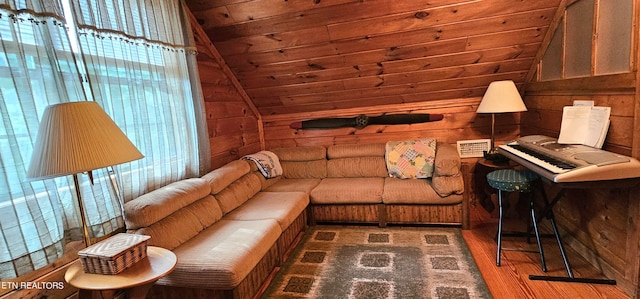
[71,0,210,201]
[0,0,122,279]
[0,0,209,280]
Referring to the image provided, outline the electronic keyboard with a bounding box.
[498,135,640,183]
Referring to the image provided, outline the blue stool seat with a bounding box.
[487,169,539,192]
[487,169,546,271]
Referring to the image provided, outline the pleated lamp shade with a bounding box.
[476,80,527,113]
[27,101,144,180]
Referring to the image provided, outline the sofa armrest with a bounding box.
[434,142,461,176]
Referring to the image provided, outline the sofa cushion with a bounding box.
[382,178,462,204]
[272,146,326,161]
[263,178,322,194]
[157,219,281,289]
[224,191,309,230]
[202,160,251,194]
[327,156,388,178]
[215,172,262,214]
[127,195,223,250]
[310,178,384,204]
[327,143,385,159]
[272,146,328,179]
[124,178,212,230]
[255,173,281,190]
[280,160,327,179]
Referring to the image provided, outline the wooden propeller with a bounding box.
[289,113,444,129]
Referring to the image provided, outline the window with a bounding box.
[595,0,633,75]
[0,0,208,282]
[538,0,633,80]
[564,0,594,78]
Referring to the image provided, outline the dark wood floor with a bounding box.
[461,201,630,299]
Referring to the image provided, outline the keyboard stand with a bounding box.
[528,186,617,285]
[497,139,640,285]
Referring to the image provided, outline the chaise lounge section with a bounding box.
[124,161,308,299]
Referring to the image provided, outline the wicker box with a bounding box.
[78,233,150,275]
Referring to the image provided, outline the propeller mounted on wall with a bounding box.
[289,113,444,129]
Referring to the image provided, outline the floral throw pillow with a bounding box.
[385,138,437,179]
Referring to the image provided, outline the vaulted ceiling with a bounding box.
[185,0,562,116]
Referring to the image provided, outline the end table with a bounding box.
[65,246,177,299]
[474,158,515,217]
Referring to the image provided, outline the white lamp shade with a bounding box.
[476,80,527,113]
[27,101,144,180]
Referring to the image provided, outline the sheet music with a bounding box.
[588,107,610,148]
[557,105,610,148]
[558,106,592,144]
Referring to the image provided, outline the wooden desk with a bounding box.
[65,246,177,299]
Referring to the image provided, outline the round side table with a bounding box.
[65,246,177,299]
[474,158,515,217]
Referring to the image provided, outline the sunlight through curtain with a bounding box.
[0,0,122,279]
[71,0,210,201]
[0,0,209,280]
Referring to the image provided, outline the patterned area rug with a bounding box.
[262,226,492,299]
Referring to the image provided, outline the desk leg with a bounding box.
[528,188,617,285]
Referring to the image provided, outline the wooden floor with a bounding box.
[461,201,630,299]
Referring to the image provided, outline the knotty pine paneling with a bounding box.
[262,98,522,150]
[201,71,261,170]
[238,44,540,90]
[326,1,556,41]
[259,72,527,115]
[190,9,263,170]
[248,59,534,99]
[522,90,636,155]
[222,9,554,69]
[553,188,629,269]
[186,0,562,116]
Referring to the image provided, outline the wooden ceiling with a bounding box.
[186,0,562,116]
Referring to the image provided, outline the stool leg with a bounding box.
[497,190,504,266]
[530,197,547,272]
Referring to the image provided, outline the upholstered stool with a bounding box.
[486,169,546,271]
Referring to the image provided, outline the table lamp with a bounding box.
[26,101,144,246]
[476,80,527,160]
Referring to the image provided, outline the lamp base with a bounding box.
[483,149,509,164]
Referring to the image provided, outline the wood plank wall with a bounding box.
[188,0,561,116]
[522,75,640,296]
[523,74,636,155]
[261,98,523,150]
[190,12,263,170]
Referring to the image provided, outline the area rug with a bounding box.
[262,225,492,299]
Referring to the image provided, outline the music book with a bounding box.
[557,103,610,148]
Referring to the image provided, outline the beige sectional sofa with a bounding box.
[123,141,468,299]
[266,142,469,228]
